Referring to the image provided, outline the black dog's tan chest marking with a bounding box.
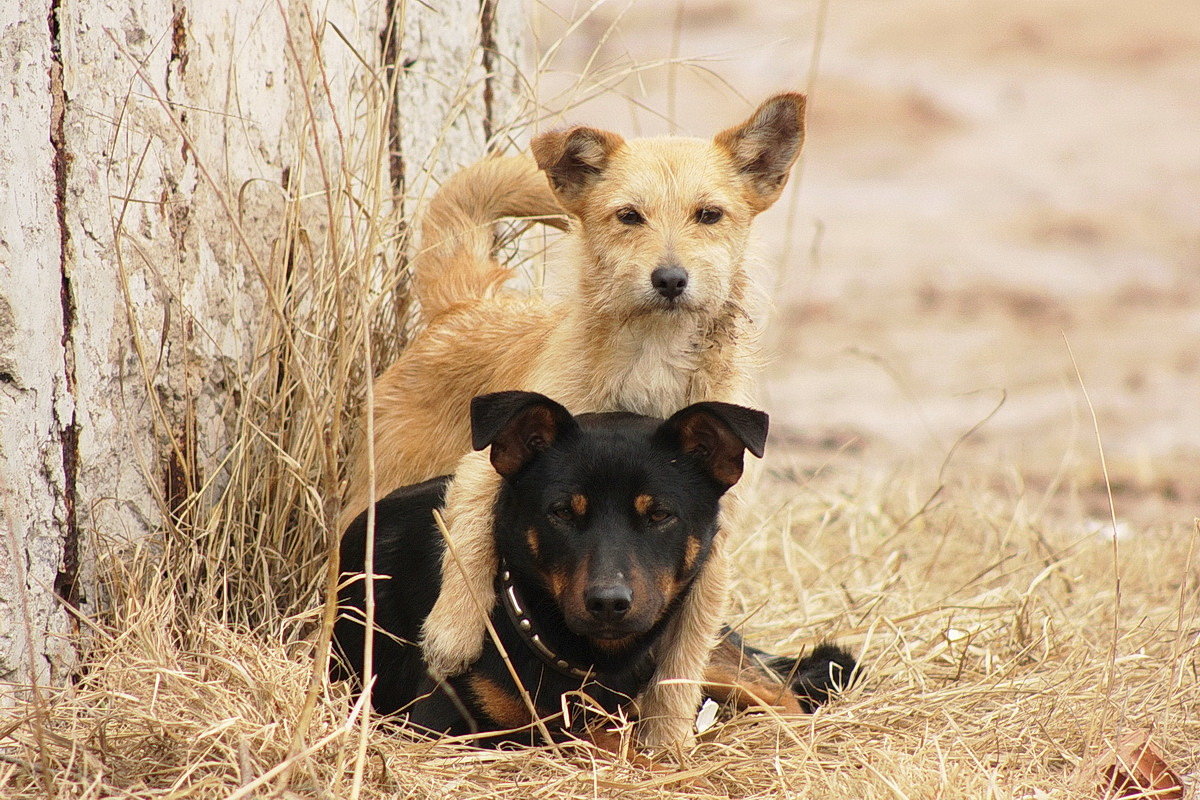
[469,674,533,730]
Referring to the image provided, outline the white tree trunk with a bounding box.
[0,0,524,699]
[0,0,77,691]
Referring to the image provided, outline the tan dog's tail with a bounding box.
[413,155,566,322]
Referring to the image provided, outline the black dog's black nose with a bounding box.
[585,584,632,622]
[651,266,688,300]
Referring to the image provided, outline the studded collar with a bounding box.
[497,561,593,681]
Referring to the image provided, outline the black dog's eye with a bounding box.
[549,506,574,523]
[647,509,674,525]
[695,207,723,225]
[616,207,645,225]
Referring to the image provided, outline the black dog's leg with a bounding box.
[709,628,858,713]
[758,640,858,712]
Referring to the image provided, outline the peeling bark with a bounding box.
[380,0,406,193]
[0,0,527,695]
[0,0,75,691]
[395,0,489,194]
[49,0,82,616]
[480,0,498,144]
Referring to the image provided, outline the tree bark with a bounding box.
[0,0,525,699]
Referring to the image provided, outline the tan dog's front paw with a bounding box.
[420,600,488,678]
[636,714,697,751]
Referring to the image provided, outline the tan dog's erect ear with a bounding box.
[531,126,626,210]
[659,402,769,488]
[714,92,807,212]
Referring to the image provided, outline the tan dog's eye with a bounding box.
[648,509,674,525]
[695,207,723,225]
[616,207,645,225]
[550,506,574,523]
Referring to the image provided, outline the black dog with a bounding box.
[331,391,855,744]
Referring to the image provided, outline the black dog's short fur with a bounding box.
[332,392,855,743]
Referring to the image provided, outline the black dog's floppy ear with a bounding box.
[470,391,577,477]
[660,402,769,487]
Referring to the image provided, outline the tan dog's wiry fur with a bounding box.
[341,93,807,746]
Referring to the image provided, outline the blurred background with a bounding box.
[530,0,1200,527]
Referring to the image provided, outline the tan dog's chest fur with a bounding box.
[341,93,807,747]
[347,299,750,529]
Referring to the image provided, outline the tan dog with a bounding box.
[341,92,807,746]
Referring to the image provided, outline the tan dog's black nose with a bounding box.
[651,266,688,300]
[585,584,633,622]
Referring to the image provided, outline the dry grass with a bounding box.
[3,2,1199,798]
[4,469,1197,798]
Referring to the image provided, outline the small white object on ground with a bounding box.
[695,697,719,734]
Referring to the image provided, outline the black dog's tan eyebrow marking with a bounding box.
[525,527,540,559]
[634,494,653,515]
[571,494,588,515]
